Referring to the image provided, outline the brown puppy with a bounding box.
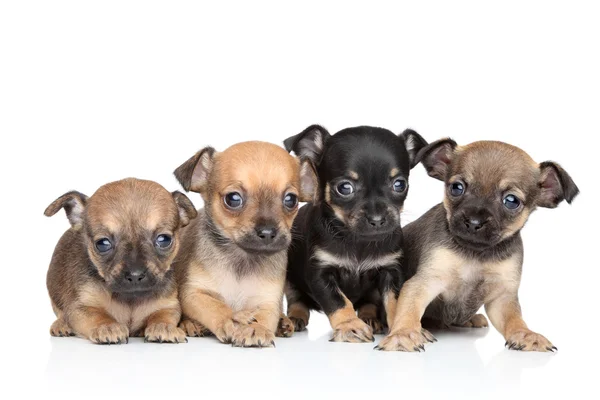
[45,178,197,344]
[173,141,317,347]
[376,140,579,352]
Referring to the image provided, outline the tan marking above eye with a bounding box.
[390,168,399,178]
[348,171,359,180]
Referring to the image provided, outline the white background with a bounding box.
[1,1,599,399]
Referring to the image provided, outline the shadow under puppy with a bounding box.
[282,125,427,342]
[45,178,197,344]
[377,139,579,352]
[173,141,317,347]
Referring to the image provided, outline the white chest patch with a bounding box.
[312,247,402,274]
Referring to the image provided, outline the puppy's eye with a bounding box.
[283,193,298,210]
[224,192,243,209]
[95,238,113,253]
[503,195,521,210]
[336,181,355,197]
[450,182,465,197]
[155,234,172,249]
[392,178,407,193]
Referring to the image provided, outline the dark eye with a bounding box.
[155,234,172,249]
[95,238,113,253]
[283,193,298,210]
[450,181,465,197]
[336,181,355,196]
[503,195,521,210]
[224,192,243,209]
[392,178,407,193]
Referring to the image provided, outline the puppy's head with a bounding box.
[174,141,317,254]
[45,178,197,296]
[284,125,427,239]
[417,139,580,249]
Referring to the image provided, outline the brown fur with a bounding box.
[174,141,317,347]
[45,178,197,344]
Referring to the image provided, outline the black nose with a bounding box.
[367,215,386,228]
[464,216,486,233]
[124,267,147,284]
[255,226,278,244]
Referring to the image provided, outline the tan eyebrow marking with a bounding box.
[390,168,399,178]
[348,171,359,180]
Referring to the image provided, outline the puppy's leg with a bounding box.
[284,282,310,332]
[68,306,129,344]
[49,305,74,337]
[276,314,295,338]
[357,303,384,334]
[379,268,402,333]
[485,294,556,352]
[179,318,211,337]
[455,314,489,328]
[181,288,241,344]
[375,276,443,351]
[231,303,279,348]
[144,307,187,344]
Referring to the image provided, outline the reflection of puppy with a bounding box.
[173,141,317,347]
[282,125,427,342]
[377,140,579,352]
[45,178,197,344]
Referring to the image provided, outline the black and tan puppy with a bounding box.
[282,125,427,342]
[173,141,317,347]
[45,178,197,344]
[377,140,579,352]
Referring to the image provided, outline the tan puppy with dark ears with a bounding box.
[45,178,197,344]
[376,140,579,352]
[173,141,317,348]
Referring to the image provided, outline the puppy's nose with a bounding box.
[255,226,278,244]
[367,215,386,228]
[124,267,147,283]
[464,217,486,233]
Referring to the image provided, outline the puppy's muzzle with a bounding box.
[237,224,289,254]
[114,266,157,293]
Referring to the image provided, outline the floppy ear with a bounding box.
[298,158,319,203]
[44,191,88,229]
[283,124,331,165]
[171,191,198,227]
[537,161,580,208]
[399,129,428,169]
[174,147,216,193]
[414,138,458,181]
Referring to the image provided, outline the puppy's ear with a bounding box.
[174,147,216,193]
[537,162,580,208]
[414,138,458,181]
[283,124,331,165]
[44,191,88,229]
[399,129,428,168]
[298,158,319,203]
[172,191,198,227]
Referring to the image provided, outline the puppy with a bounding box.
[282,125,427,342]
[45,178,197,344]
[376,140,579,352]
[173,141,317,347]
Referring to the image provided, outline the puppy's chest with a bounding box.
[214,270,282,311]
[313,247,402,274]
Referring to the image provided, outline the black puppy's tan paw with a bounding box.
[375,327,436,352]
[276,315,295,338]
[89,323,129,345]
[331,318,374,343]
[145,323,187,343]
[458,314,489,328]
[179,318,211,337]
[360,317,385,334]
[505,329,556,352]
[50,319,75,337]
[231,323,275,348]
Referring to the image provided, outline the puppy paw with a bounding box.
[276,316,295,338]
[179,318,211,337]
[360,316,385,334]
[232,310,257,325]
[214,318,237,344]
[330,318,374,343]
[89,323,129,345]
[50,319,75,337]
[145,323,187,343]
[231,323,275,348]
[374,327,436,351]
[290,316,307,332]
[459,314,489,328]
[505,329,556,352]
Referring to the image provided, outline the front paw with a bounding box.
[505,329,556,352]
[375,327,436,351]
[290,316,307,332]
[276,316,295,338]
[214,318,238,344]
[231,323,276,348]
[360,316,385,334]
[89,323,129,345]
[145,323,187,343]
[331,318,374,343]
[50,319,75,337]
[179,318,212,337]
